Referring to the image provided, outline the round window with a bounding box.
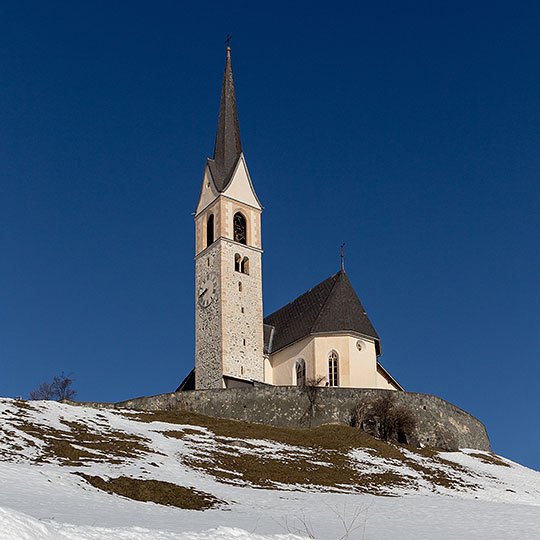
[356,340,364,351]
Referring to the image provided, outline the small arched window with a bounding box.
[240,257,249,275]
[235,253,241,272]
[295,358,306,387]
[328,351,339,387]
[206,214,214,247]
[233,212,247,245]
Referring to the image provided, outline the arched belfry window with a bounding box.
[233,212,247,245]
[328,351,339,387]
[295,359,306,387]
[206,214,214,247]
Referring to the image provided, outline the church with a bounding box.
[179,48,402,393]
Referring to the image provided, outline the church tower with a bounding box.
[194,48,264,389]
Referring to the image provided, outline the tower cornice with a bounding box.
[194,237,263,261]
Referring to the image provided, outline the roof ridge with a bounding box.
[264,271,339,320]
[263,270,379,354]
[309,271,342,333]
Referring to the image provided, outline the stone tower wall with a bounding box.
[220,240,264,381]
[195,237,264,388]
[194,245,223,389]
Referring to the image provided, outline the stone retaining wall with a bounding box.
[71,387,489,451]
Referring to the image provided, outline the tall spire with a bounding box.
[210,46,242,191]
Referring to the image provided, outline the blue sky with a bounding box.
[1,1,539,470]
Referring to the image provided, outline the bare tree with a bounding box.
[302,375,326,427]
[29,381,55,400]
[353,393,416,445]
[29,372,77,401]
[52,371,77,401]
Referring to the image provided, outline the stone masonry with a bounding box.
[194,244,222,389]
[220,239,264,382]
[71,387,490,452]
[195,237,264,388]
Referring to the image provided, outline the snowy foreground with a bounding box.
[0,398,539,540]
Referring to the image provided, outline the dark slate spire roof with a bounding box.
[263,270,380,354]
[208,47,242,192]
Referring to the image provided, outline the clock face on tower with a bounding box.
[198,271,218,308]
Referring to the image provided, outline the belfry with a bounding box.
[194,47,264,390]
[185,48,401,392]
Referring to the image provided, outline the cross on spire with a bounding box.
[340,243,345,271]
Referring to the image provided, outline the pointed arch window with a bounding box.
[206,214,214,247]
[235,253,241,272]
[295,358,306,387]
[240,257,249,275]
[328,351,339,387]
[233,212,247,245]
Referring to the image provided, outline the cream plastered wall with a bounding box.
[195,197,221,255]
[271,336,316,385]
[220,198,262,249]
[264,355,273,384]
[270,333,386,388]
[195,197,262,254]
[195,156,262,253]
[375,368,399,390]
[313,334,379,388]
[221,155,261,210]
[196,166,220,215]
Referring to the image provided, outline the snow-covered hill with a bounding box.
[0,397,539,539]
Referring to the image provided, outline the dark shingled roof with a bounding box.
[263,270,380,354]
[175,368,195,392]
[207,48,242,192]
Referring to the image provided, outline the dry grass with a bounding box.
[11,419,153,466]
[12,400,39,412]
[468,452,511,468]
[125,409,478,493]
[2,403,482,496]
[160,428,204,440]
[185,445,408,494]
[76,474,222,510]
[126,409,405,454]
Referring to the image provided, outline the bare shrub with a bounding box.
[302,375,326,427]
[29,381,55,400]
[353,393,416,445]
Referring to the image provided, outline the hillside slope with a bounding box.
[0,398,539,539]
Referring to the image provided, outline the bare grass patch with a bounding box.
[468,452,511,468]
[123,409,480,493]
[76,474,222,510]
[11,419,154,465]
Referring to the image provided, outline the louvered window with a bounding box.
[233,212,247,244]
